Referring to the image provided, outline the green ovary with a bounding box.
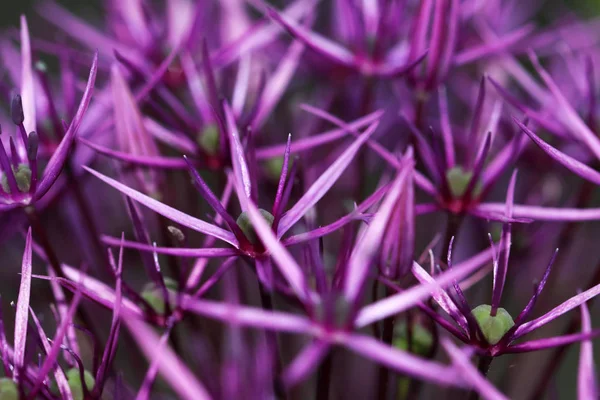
[472,304,515,345]
[236,209,275,244]
[1,164,32,194]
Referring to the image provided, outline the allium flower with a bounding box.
[0,22,98,211]
[405,173,600,362]
[1,1,600,399]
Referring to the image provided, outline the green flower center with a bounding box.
[140,277,179,314]
[393,323,434,357]
[1,164,32,194]
[0,378,18,400]
[471,304,515,345]
[197,124,220,155]
[236,209,275,245]
[65,368,95,400]
[446,166,482,198]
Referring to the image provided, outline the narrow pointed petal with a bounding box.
[13,227,32,382]
[182,297,314,334]
[344,157,413,302]
[503,330,600,354]
[514,283,600,339]
[578,303,598,400]
[529,53,600,161]
[28,309,73,400]
[36,52,98,200]
[80,137,189,168]
[340,333,464,387]
[244,200,309,302]
[135,328,172,400]
[29,289,82,399]
[283,180,390,247]
[515,118,600,185]
[442,339,508,400]
[268,8,356,68]
[278,121,379,236]
[255,111,382,159]
[475,203,600,222]
[412,262,468,334]
[224,102,252,204]
[491,171,517,315]
[184,156,246,240]
[124,318,211,400]
[85,167,238,247]
[102,236,238,258]
[356,248,493,327]
[282,341,330,388]
[20,16,36,134]
[253,40,305,128]
[438,86,455,168]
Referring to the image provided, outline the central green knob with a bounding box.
[65,368,95,400]
[236,209,275,244]
[472,304,515,345]
[446,166,482,198]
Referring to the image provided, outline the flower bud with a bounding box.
[393,322,434,357]
[446,166,482,198]
[65,368,95,400]
[11,95,24,126]
[0,378,18,400]
[471,304,514,345]
[236,209,275,245]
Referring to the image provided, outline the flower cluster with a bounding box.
[0,0,599,399]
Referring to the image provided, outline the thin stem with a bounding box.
[257,277,287,400]
[25,206,63,277]
[377,286,396,400]
[25,205,102,363]
[65,161,112,280]
[316,350,333,400]
[467,356,493,400]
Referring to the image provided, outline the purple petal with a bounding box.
[268,7,356,69]
[340,333,465,387]
[28,308,73,400]
[514,283,600,339]
[102,235,238,258]
[124,318,211,400]
[79,137,189,169]
[529,53,600,161]
[442,338,508,400]
[224,101,252,204]
[182,297,314,334]
[282,341,330,388]
[243,200,309,302]
[475,203,600,221]
[578,302,598,400]
[13,227,32,382]
[85,166,238,247]
[256,110,382,159]
[253,40,305,129]
[412,261,468,334]
[20,16,36,134]
[344,156,413,302]
[514,118,600,185]
[278,120,379,236]
[36,52,98,200]
[356,247,494,327]
[503,330,600,354]
[491,170,517,315]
